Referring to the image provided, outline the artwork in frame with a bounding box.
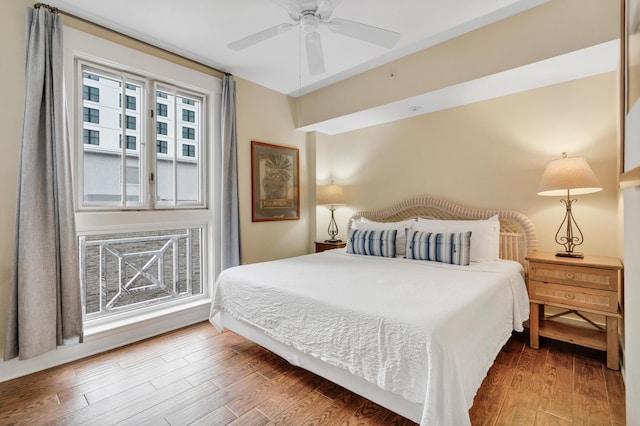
[251,141,300,221]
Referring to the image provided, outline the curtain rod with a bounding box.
[34,2,58,13]
[32,2,226,77]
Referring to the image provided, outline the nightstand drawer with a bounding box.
[529,262,618,291]
[529,280,618,313]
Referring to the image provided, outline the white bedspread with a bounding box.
[209,249,529,425]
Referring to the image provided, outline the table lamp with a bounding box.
[537,152,602,258]
[317,182,346,242]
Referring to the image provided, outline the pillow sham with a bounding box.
[347,228,398,258]
[352,218,416,256]
[405,230,472,266]
[414,215,499,262]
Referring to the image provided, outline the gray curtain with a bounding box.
[221,74,241,269]
[4,7,83,361]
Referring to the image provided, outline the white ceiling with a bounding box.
[47,0,618,134]
[49,0,551,96]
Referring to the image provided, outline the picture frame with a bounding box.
[251,141,300,222]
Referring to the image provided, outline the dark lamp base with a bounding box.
[325,239,343,243]
[555,251,584,259]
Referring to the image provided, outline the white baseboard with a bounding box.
[0,300,211,383]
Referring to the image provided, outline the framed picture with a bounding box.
[251,141,300,221]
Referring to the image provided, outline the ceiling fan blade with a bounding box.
[269,0,302,21]
[316,0,344,20]
[228,23,294,51]
[305,32,326,75]
[327,18,400,48]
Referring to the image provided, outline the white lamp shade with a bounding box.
[317,183,346,205]
[537,155,602,196]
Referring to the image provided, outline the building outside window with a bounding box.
[83,85,99,102]
[182,126,195,140]
[83,129,99,145]
[126,95,136,110]
[157,140,168,154]
[119,135,136,150]
[83,107,99,123]
[126,115,136,130]
[157,103,168,117]
[157,121,168,135]
[182,109,195,123]
[182,143,195,157]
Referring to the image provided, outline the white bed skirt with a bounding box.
[210,311,424,423]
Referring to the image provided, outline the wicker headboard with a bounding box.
[348,196,537,269]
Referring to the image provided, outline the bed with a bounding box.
[209,196,537,425]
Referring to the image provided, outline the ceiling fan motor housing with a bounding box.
[300,11,321,32]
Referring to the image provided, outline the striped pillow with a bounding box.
[347,228,398,258]
[405,230,472,266]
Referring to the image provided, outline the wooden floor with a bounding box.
[0,321,625,425]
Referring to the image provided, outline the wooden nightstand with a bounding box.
[315,241,346,253]
[526,251,623,370]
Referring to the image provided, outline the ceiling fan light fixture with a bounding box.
[300,12,320,32]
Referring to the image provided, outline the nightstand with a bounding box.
[526,251,623,370]
[315,241,346,253]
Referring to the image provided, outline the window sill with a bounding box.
[84,298,211,341]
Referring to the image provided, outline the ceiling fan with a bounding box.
[228,0,401,75]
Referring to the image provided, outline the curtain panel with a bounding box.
[220,74,241,269]
[4,7,83,361]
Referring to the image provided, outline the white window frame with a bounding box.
[75,60,209,211]
[152,83,206,208]
[63,26,222,327]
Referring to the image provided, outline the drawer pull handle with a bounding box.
[565,293,575,300]
[565,272,575,280]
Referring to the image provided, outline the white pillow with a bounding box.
[414,215,500,262]
[352,218,416,256]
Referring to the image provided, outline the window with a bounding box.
[67,28,220,326]
[126,115,136,130]
[83,129,99,145]
[126,95,136,110]
[83,107,99,123]
[157,122,168,135]
[154,89,203,205]
[182,109,195,123]
[182,126,195,140]
[119,135,137,150]
[76,62,207,210]
[182,144,195,157]
[83,85,99,102]
[157,140,168,154]
[79,228,204,319]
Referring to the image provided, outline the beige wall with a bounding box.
[234,78,309,264]
[316,72,620,257]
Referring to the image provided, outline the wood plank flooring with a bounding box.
[0,321,625,425]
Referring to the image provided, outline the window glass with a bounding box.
[155,89,202,205]
[80,65,143,205]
